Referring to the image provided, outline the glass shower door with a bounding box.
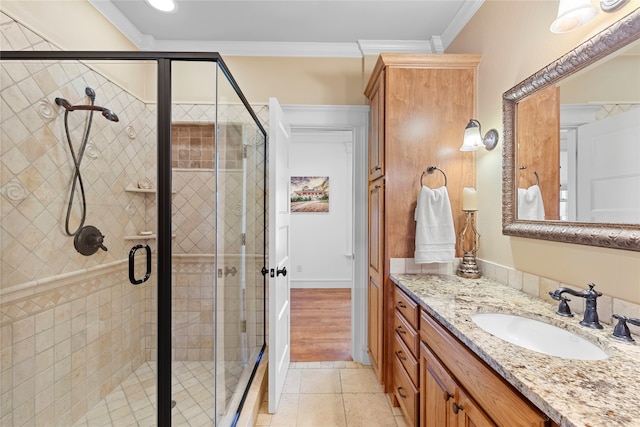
[169,59,267,426]
[0,56,159,426]
[215,75,267,426]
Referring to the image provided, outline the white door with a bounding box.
[268,97,292,413]
[576,108,640,223]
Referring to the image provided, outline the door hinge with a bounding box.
[241,233,246,246]
[242,320,247,333]
[243,145,248,159]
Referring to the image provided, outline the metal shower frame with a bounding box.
[0,50,268,426]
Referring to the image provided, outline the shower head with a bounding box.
[54,97,119,122]
[85,87,96,102]
[101,109,119,122]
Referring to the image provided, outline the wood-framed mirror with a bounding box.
[503,8,640,251]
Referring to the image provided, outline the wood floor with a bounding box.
[290,288,351,362]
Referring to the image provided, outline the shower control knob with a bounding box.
[74,225,108,256]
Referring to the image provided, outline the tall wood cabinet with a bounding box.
[365,54,480,424]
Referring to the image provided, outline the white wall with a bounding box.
[289,130,354,288]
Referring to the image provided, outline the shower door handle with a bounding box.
[129,244,151,285]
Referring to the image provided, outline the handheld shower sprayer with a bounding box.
[55,86,118,255]
[85,86,96,102]
[54,97,119,122]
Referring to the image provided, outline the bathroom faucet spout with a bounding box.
[549,283,603,329]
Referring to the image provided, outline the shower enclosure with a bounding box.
[1,44,267,426]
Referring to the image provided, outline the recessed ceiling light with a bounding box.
[145,0,177,13]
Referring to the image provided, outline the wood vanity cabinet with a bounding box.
[420,310,550,427]
[368,180,384,380]
[368,68,385,181]
[421,342,495,427]
[392,286,420,425]
[365,53,479,398]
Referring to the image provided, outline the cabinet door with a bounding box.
[368,71,385,181]
[368,275,382,379]
[420,342,455,427]
[455,389,496,427]
[368,180,384,381]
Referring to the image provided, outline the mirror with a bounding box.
[503,9,640,251]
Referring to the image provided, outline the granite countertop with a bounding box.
[390,273,640,427]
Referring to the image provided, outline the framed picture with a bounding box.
[290,176,329,213]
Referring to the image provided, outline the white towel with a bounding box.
[414,186,456,264]
[518,185,545,220]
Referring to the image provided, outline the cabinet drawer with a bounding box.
[394,354,418,427]
[394,285,419,330]
[420,310,548,427]
[394,310,419,356]
[393,331,419,387]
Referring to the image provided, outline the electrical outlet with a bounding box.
[296,265,302,272]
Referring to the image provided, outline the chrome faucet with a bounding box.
[549,283,603,329]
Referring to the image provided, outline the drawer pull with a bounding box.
[397,300,407,309]
[396,326,406,335]
[373,166,381,171]
[443,392,453,402]
[452,402,463,414]
[398,387,407,399]
[396,350,407,361]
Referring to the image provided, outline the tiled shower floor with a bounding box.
[72,361,243,427]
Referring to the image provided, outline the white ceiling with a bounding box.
[89,0,483,57]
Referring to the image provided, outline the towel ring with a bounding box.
[519,166,539,186]
[420,166,447,187]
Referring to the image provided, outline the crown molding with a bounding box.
[151,40,364,57]
[358,39,442,56]
[441,0,484,48]
[88,0,150,48]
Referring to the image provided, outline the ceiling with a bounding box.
[89,0,483,57]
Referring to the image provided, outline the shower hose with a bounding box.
[62,96,96,236]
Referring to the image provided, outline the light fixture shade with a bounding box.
[460,120,483,151]
[146,0,177,12]
[550,0,598,33]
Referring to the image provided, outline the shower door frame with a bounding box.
[0,50,267,426]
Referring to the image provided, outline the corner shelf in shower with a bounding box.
[123,234,176,241]
[125,186,176,194]
[125,185,177,241]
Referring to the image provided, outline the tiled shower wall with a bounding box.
[1,12,154,426]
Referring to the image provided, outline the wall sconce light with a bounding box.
[145,0,177,12]
[550,0,598,33]
[600,0,629,12]
[459,119,499,152]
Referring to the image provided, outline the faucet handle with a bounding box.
[612,314,640,343]
[549,292,574,317]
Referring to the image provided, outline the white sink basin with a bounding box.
[471,313,608,360]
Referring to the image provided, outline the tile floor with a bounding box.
[256,362,408,427]
[72,360,245,427]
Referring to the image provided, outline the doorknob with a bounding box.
[277,266,287,277]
